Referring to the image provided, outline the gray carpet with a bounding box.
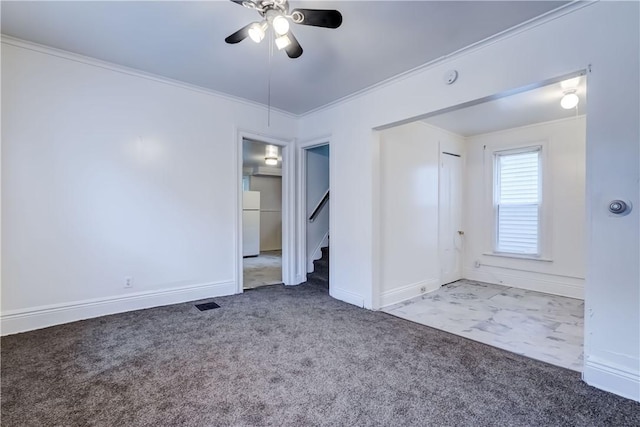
[2,281,639,426]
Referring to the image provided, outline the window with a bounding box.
[494,147,541,256]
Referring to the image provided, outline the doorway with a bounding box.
[242,139,283,289]
[237,132,295,292]
[378,73,587,372]
[296,139,330,291]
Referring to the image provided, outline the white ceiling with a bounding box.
[1,1,569,115]
[423,76,587,137]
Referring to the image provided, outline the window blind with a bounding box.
[495,148,540,255]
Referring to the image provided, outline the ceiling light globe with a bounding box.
[272,15,290,35]
[275,35,291,50]
[265,158,278,166]
[248,22,265,43]
[561,92,579,109]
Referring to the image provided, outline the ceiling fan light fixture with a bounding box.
[265,144,279,165]
[226,1,343,58]
[275,34,291,50]
[248,21,267,43]
[272,15,290,35]
[561,89,579,109]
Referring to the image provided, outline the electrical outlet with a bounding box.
[124,276,133,288]
[420,286,427,293]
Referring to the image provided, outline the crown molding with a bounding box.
[0,34,298,120]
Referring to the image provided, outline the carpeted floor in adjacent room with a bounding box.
[2,281,639,426]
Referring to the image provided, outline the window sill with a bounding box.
[482,252,553,262]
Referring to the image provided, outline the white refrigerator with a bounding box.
[242,191,260,257]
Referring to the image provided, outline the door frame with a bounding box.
[296,136,331,286]
[236,129,295,293]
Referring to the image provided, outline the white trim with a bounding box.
[0,281,236,336]
[583,358,640,402]
[236,130,296,292]
[296,136,331,285]
[482,252,553,262]
[0,35,297,120]
[379,278,441,308]
[308,230,330,273]
[463,268,583,299]
[330,287,364,308]
[371,130,383,310]
[484,140,553,261]
[299,2,592,118]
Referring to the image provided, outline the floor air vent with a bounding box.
[195,302,220,311]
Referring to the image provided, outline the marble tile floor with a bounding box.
[383,280,584,372]
[243,250,282,289]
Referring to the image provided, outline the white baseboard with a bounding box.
[583,358,640,402]
[463,268,584,299]
[307,231,330,273]
[379,278,441,308]
[330,287,364,308]
[0,280,236,336]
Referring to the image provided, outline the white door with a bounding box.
[439,152,463,284]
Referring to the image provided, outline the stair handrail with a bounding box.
[308,189,329,223]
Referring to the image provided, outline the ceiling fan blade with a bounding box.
[285,31,303,59]
[225,23,252,44]
[230,0,257,9]
[291,9,342,29]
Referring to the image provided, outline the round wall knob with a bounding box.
[609,200,630,215]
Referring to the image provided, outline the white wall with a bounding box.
[249,176,282,251]
[1,41,297,334]
[464,117,586,298]
[306,145,329,272]
[378,122,464,306]
[298,2,639,401]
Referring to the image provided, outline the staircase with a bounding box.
[306,246,329,288]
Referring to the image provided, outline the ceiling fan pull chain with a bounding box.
[267,29,273,127]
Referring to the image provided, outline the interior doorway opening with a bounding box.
[241,138,284,289]
[305,145,330,287]
[296,140,331,293]
[377,73,587,372]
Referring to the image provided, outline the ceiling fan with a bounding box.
[225,0,342,59]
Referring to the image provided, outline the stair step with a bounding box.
[313,260,328,269]
[308,273,328,282]
[307,246,329,285]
